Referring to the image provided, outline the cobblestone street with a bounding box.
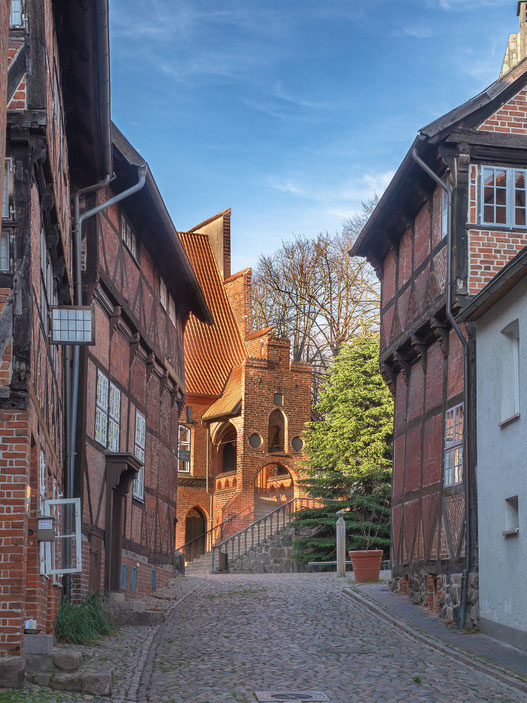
[139,574,523,703]
[6,573,527,703]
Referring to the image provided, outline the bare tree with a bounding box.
[252,197,380,403]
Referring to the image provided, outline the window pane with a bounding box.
[95,408,108,446]
[483,205,494,223]
[516,190,525,207]
[516,171,526,190]
[2,161,9,218]
[0,232,10,270]
[96,371,109,409]
[496,206,507,224]
[495,170,507,188]
[483,187,494,205]
[516,209,526,226]
[495,188,507,206]
[483,169,495,187]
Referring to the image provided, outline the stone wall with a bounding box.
[228,526,303,574]
[391,571,479,630]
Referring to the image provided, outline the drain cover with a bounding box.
[255,693,329,702]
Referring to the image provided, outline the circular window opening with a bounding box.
[291,436,304,452]
[249,433,262,449]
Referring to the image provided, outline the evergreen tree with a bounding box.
[294,333,393,565]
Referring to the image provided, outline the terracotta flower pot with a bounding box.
[348,549,383,582]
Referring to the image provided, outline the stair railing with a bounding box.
[176,505,253,564]
[211,497,317,572]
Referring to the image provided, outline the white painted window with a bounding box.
[481,166,527,228]
[501,320,520,422]
[133,411,146,500]
[441,185,449,238]
[444,403,463,487]
[120,211,137,260]
[44,498,82,575]
[178,424,191,473]
[39,450,47,576]
[168,295,176,325]
[160,278,167,311]
[9,0,23,27]
[0,232,10,271]
[2,159,11,219]
[95,370,121,450]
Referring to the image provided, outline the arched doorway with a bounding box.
[254,463,294,521]
[184,507,207,562]
[214,423,237,475]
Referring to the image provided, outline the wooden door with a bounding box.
[185,508,206,562]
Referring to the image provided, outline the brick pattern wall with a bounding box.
[478,86,527,133]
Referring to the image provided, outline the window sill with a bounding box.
[466,223,527,235]
[132,494,145,504]
[499,413,520,428]
[503,528,519,538]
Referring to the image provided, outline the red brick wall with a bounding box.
[224,269,253,339]
[478,85,527,133]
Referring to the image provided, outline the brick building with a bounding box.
[351,6,527,628]
[74,126,210,598]
[0,0,113,683]
[174,211,312,560]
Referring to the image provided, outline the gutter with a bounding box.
[411,149,472,632]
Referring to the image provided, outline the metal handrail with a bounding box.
[211,497,317,572]
[176,505,253,563]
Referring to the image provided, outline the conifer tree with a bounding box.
[294,333,393,565]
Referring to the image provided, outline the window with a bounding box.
[178,424,191,472]
[481,166,527,227]
[120,564,128,589]
[151,569,157,591]
[444,404,463,487]
[0,232,10,271]
[9,0,23,27]
[94,370,121,450]
[501,320,520,423]
[39,450,46,576]
[268,409,285,453]
[504,496,519,537]
[120,211,137,260]
[168,296,176,325]
[441,185,449,238]
[160,278,167,311]
[43,497,82,576]
[133,411,146,500]
[131,566,138,591]
[2,160,11,219]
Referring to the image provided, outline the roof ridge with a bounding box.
[224,268,252,282]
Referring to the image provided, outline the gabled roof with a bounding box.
[179,231,247,397]
[351,57,527,259]
[189,209,231,233]
[202,365,243,422]
[111,125,212,326]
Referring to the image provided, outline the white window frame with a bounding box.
[178,424,191,473]
[160,278,167,311]
[2,159,12,220]
[95,370,121,450]
[0,231,10,271]
[480,165,527,228]
[108,383,121,452]
[43,497,82,576]
[501,320,520,422]
[441,184,449,238]
[120,211,137,260]
[133,411,146,500]
[168,296,176,325]
[9,0,24,28]
[39,450,47,576]
[444,403,464,488]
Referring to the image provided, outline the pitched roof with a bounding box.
[351,57,527,258]
[202,365,243,421]
[189,209,231,233]
[179,231,246,396]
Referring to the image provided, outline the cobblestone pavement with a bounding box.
[140,573,525,703]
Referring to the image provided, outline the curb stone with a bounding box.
[342,586,527,696]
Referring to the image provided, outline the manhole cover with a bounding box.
[255,693,329,702]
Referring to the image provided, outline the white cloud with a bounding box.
[428,0,509,10]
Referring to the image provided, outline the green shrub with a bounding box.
[55,592,114,645]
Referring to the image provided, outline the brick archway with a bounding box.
[253,462,295,520]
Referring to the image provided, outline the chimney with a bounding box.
[500,2,527,77]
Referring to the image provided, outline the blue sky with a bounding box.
[110,0,515,272]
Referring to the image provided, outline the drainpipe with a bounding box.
[67,165,147,504]
[411,149,472,631]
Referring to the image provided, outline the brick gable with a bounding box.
[478,85,527,134]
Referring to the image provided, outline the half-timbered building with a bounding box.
[0,0,112,683]
[174,211,312,568]
[75,126,210,598]
[351,5,527,628]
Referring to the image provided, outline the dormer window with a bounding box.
[481,166,527,228]
[120,211,137,260]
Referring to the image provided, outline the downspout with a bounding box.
[411,149,472,631]
[67,165,147,504]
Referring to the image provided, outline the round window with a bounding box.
[249,433,262,449]
[291,436,304,452]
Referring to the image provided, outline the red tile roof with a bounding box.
[179,231,246,397]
